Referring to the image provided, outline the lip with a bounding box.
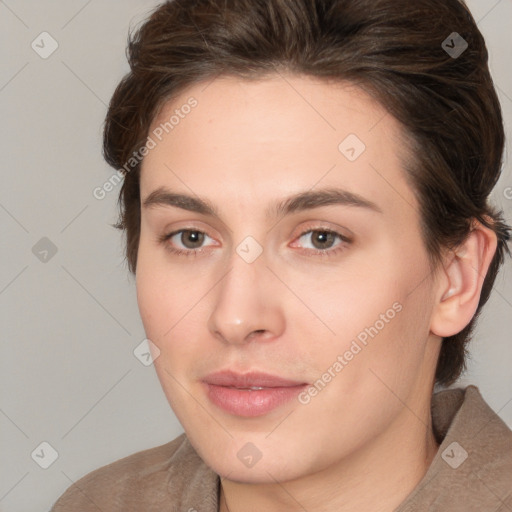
[203,370,306,388]
[202,370,309,417]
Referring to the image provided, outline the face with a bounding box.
[136,74,442,483]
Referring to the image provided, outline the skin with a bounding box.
[135,73,497,512]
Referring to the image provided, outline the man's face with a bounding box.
[136,74,442,482]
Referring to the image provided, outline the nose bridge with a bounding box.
[207,242,283,345]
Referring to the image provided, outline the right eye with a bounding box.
[159,229,218,257]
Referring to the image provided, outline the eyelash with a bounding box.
[157,226,352,259]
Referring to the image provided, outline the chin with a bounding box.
[200,445,307,484]
[214,464,294,484]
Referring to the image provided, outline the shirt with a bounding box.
[50,385,512,511]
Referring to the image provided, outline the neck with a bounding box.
[219,405,439,512]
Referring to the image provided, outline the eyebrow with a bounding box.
[142,186,383,219]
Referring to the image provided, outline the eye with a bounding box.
[158,229,216,257]
[292,228,352,258]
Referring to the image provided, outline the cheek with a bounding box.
[136,244,183,347]
[135,263,164,339]
[135,254,204,417]
[291,260,399,346]
[296,243,434,379]
[135,246,210,369]
[136,237,190,330]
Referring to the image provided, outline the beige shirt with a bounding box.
[50,385,512,511]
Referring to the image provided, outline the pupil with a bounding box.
[314,231,333,249]
[183,230,203,248]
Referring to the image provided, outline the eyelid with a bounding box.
[289,220,353,242]
[158,227,218,252]
[158,219,218,242]
[288,225,352,258]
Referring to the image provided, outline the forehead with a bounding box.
[141,73,418,219]
[149,73,391,145]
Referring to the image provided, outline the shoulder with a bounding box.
[461,385,512,472]
[437,385,512,485]
[398,385,512,511]
[50,433,219,511]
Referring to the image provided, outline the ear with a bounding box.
[430,219,498,338]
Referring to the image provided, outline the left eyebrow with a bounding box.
[270,187,383,218]
[142,186,383,219]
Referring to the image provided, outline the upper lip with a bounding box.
[202,370,307,388]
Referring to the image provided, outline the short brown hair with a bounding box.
[103,0,511,387]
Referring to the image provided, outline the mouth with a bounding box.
[202,370,309,417]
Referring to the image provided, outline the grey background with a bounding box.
[0,1,511,511]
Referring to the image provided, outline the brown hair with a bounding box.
[103,0,510,387]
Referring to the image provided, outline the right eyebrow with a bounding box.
[142,188,219,216]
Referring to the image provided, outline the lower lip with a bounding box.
[204,383,308,417]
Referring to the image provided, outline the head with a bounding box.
[103,0,510,483]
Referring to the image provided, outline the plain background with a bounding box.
[0,1,511,510]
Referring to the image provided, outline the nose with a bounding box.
[207,248,285,346]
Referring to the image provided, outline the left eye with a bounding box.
[294,229,347,251]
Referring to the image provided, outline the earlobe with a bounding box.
[430,221,497,338]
